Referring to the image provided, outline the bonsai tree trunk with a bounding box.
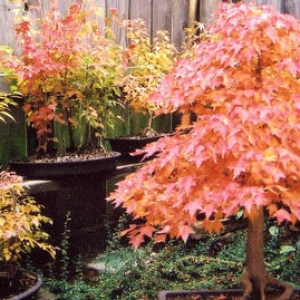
[65,107,76,152]
[37,134,48,156]
[243,206,292,300]
[142,110,157,136]
[85,123,92,147]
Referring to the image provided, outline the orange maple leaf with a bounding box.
[202,219,224,234]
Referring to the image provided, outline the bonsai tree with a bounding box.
[121,18,177,137]
[0,0,125,157]
[0,171,56,278]
[109,2,300,299]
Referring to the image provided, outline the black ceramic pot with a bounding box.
[1,271,42,300]
[107,135,161,163]
[9,152,121,179]
[157,289,243,300]
[157,288,300,300]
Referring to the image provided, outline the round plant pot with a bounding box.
[157,288,300,300]
[157,289,243,300]
[107,135,162,163]
[0,270,42,300]
[9,152,121,179]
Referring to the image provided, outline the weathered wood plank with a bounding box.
[104,0,130,45]
[172,0,189,49]
[114,0,130,21]
[188,0,198,26]
[153,0,173,32]
[0,0,19,47]
[283,0,300,18]
[129,0,152,26]
[36,0,71,15]
[198,0,221,25]
[105,0,130,19]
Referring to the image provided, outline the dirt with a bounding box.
[26,148,113,163]
[0,270,39,299]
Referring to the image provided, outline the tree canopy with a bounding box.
[108,2,300,249]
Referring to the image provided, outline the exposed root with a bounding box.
[243,206,293,300]
[141,126,159,137]
[242,271,293,300]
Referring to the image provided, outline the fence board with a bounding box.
[172,0,189,49]
[153,0,173,32]
[283,0,300,18]
[198,0,221,25]
[129,0,152,26]
[104,0,130,44]
[0,0,19,47]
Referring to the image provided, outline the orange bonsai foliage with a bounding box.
[109,2,300,299]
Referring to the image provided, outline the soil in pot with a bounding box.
[0,270,41,300]
[9,148,121,179]
[20,147,116,163]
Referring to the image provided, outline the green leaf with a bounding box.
[280,245,295,254]
[268,226,279,237]
[236,209,244,219]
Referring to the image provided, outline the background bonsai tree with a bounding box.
[0,1,125,157]
[121,18,177,137]
[0,171,56,278]
[109,2,300,299]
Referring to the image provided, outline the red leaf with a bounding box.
[179,225,194,243]
[202,219,224,234]
[273,209,291,224]
[120,224,137,237]
[265,26,279,44]
[130,233,145,249]
[154,234,167,244]
[184,201,202,217]
[140,224,155,238]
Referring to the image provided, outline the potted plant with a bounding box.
[108,2,300,299]
[0,1,125,178]
[0,170,56,299]
[107,18,178,162]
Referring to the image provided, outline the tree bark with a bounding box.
[243,206,292,300]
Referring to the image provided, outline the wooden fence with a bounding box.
[0,0,190,49]
[1,0,300,49]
